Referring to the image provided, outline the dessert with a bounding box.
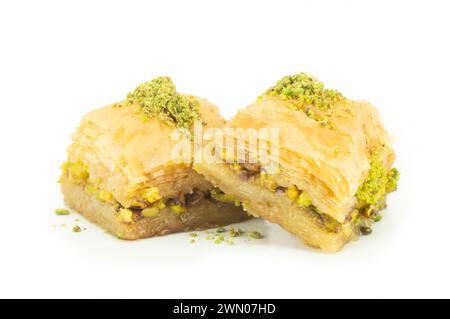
[195,73,399,252]
[60,77,248,239]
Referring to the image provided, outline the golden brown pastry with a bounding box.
[195,73,399,252]
[60,76,248,239]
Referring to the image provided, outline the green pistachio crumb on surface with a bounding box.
[72,225,82,233]
[188,227,264,245]
[214,235,225,244]
[54,208,70,215]
[125,76,201,131]
[229,227,244,238]
[248,231,263,239]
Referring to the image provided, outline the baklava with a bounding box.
[60,76,248,239]
[195,73,399,252]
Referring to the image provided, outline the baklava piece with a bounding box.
[195,73,399,252]
[60,77,248,239]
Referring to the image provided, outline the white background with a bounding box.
[0,0,449,299]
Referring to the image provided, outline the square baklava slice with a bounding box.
[195,73,399,252]
[60,77,248,239]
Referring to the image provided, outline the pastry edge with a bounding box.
[195,163,356,252]
[61,179,250,240]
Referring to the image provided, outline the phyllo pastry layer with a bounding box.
[60,77,248,239]
[195,73,399,252]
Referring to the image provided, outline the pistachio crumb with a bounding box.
[142,206,161,218]
[72,225,82,233]
[360,226,372,236]
[170,205,187,215]
[117,208,134,223]
[229,227,244,237]
[286,185,300,202]
[333,148,340,156]
[372,215,383,222]
[54,208,70,216]
[188,227,264,245]
[143,187,162,204]
[248,231,263,239]
[297,191,313,208]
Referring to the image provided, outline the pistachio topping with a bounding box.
[265,73,344,110]
[262,73,347,128]
[356,158,400,207]
[125,76,201,130]
[386,168,400,193]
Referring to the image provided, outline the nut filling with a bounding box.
[114,189,216,223]
[60,160,236,224]
[226,161,398,235]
